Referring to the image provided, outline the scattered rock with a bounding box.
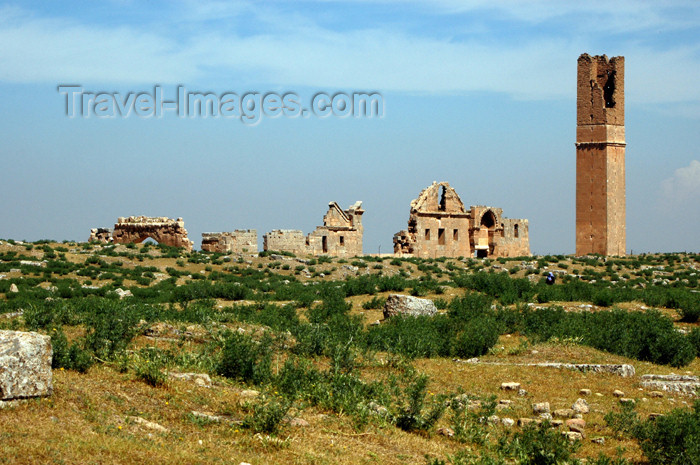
[518,418,537,427]
[518,389,528,397]
[501,418,515,427]
[285,417,309,427]
[127,416,169,433]
[619,398,635,406]
[566,418,586,435]
[238,389,261,406]
[0,330,53,400]
[383,294,437,319]
[437,427,455,437]
[571,398,589,414]
[563,431,583,442]
[612,390,625,397]
[649,391,664,398]
[9,283,18,293]
[168,372,212,388]
[190,410,241,424]
[501,382,520,391]
[550,419,564,427]
[367,401,389,417]
[579,389,592,396]
[591,437,605,445]
[114,288,133,299]
[532,402,550,415]
[553,409,575,418]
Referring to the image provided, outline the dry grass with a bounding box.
[1,242,699,464]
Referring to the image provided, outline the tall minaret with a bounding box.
[576,54,626,256]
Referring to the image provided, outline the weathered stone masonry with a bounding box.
[201,230,258,254]
[89,216,194,251]
[393,182,530,258]
[264,201,364,257]
[576,54,626,256]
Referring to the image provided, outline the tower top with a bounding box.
[577,53,624,126]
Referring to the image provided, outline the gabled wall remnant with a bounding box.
[91,216,194,250]
[393,182,530,258]
[263,201,364,257]
[201,230,258,254]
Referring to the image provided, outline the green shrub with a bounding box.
[50,327,94,373]
[362,296,386,310]
[82,300,140,360]
[242,398,290,434]
[500,422,579,465]
[217,331,272,385]
[451,316,500,358]
[392,369,445,432]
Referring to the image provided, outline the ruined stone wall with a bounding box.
[201,230,258,254]
[263,230,307,255]
[395,183,530,259]
[576,54,626,256]
[263,201,364,257]
[111,216,194,251]
[88,228,113,243]
[394,182,472,258]
[494,218,530,257]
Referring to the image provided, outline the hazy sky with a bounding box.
[0,1,698,254]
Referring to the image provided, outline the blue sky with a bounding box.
[0,0,698,254]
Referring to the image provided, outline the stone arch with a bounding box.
[480,210,497,229]
[111,216,193,250]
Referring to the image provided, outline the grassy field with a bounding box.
[1,239,699,464]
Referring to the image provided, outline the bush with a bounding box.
[392,370,445,432]
[451,316,500,358]
[500,422,579,465]
[50,327,94,373]
[82,300,141,360]
[242,398,290,434]
[633,401,700,465]
[217,331,272,385]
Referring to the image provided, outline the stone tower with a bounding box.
[576,54,626,256]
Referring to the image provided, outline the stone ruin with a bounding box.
[393,182,530,258]
[263,201,364,257]
[88,227,113,243]
[201,230,258,254]
[576,53,626,256]
[89,216,193,251]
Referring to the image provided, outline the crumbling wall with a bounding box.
[264,201,364,257]
[263,230,307,255]
[394,182,472,258]
[88,228,113,243]
[201,230,258,254]
[111,216,194,251]
[394,183,530,259]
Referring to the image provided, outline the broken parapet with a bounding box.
[88,227,113,243]
[201,230,258,254]
[111,216,193,251]
[641,374,700,396]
